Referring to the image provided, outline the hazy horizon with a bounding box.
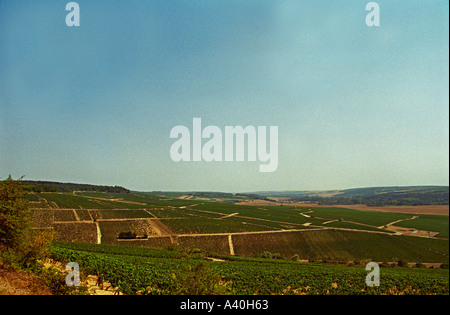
[1,1,449,192]
[14,178,450,195]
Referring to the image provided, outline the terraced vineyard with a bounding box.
[22,186,449,295]
[27,191,449,264]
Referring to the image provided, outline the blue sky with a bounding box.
[1,0,448,192]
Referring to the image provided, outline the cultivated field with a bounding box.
[28,191,449,264]
[49,241,449,295]
[19,187,449,296]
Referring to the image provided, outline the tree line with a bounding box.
[22,180,130,194]
[292,190,449,206]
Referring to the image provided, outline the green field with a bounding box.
[49,242,449,295]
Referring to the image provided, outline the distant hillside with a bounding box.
[255,186,449,206]
[19,180,449,206]
[23,180,130,194]
[147,191,273,204]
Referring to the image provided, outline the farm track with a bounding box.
[384,216,419,228]
[95,221,102,244]
[73,209,80,221]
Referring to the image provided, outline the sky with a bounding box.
[0,0,449,192]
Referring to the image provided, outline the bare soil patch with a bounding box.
[384,225,440,238]
[0,263,52,295]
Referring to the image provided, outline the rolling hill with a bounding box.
[255,186,449,206]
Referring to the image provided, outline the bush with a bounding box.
[170,261,230,295]
[397,259,409,267]
[39,264,89,295]
[259,251,283,259]
[0,176,31,250]
[1,176,54,270]
[260,251,272,259]
[271,253,283,260]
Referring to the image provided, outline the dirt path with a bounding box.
[384,216,419,228]
[219,213,239,219]
[95,221,102,244]
[380,216,439,237]
[228,235,235,255]
[73,209,80,221]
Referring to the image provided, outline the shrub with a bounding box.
[39,264,89,295]
[259,251,284,260]
[170,261,230,295]
[0,176,31,250]
[397,259,409,267]
[271,253,283,260]
[260,251,272,259]
[1,176,54,270]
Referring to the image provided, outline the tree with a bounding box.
[0,175,53,269]
[0,175,31,251]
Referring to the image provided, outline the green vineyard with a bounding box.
[50,242,449,295]
[23,187,449,295]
